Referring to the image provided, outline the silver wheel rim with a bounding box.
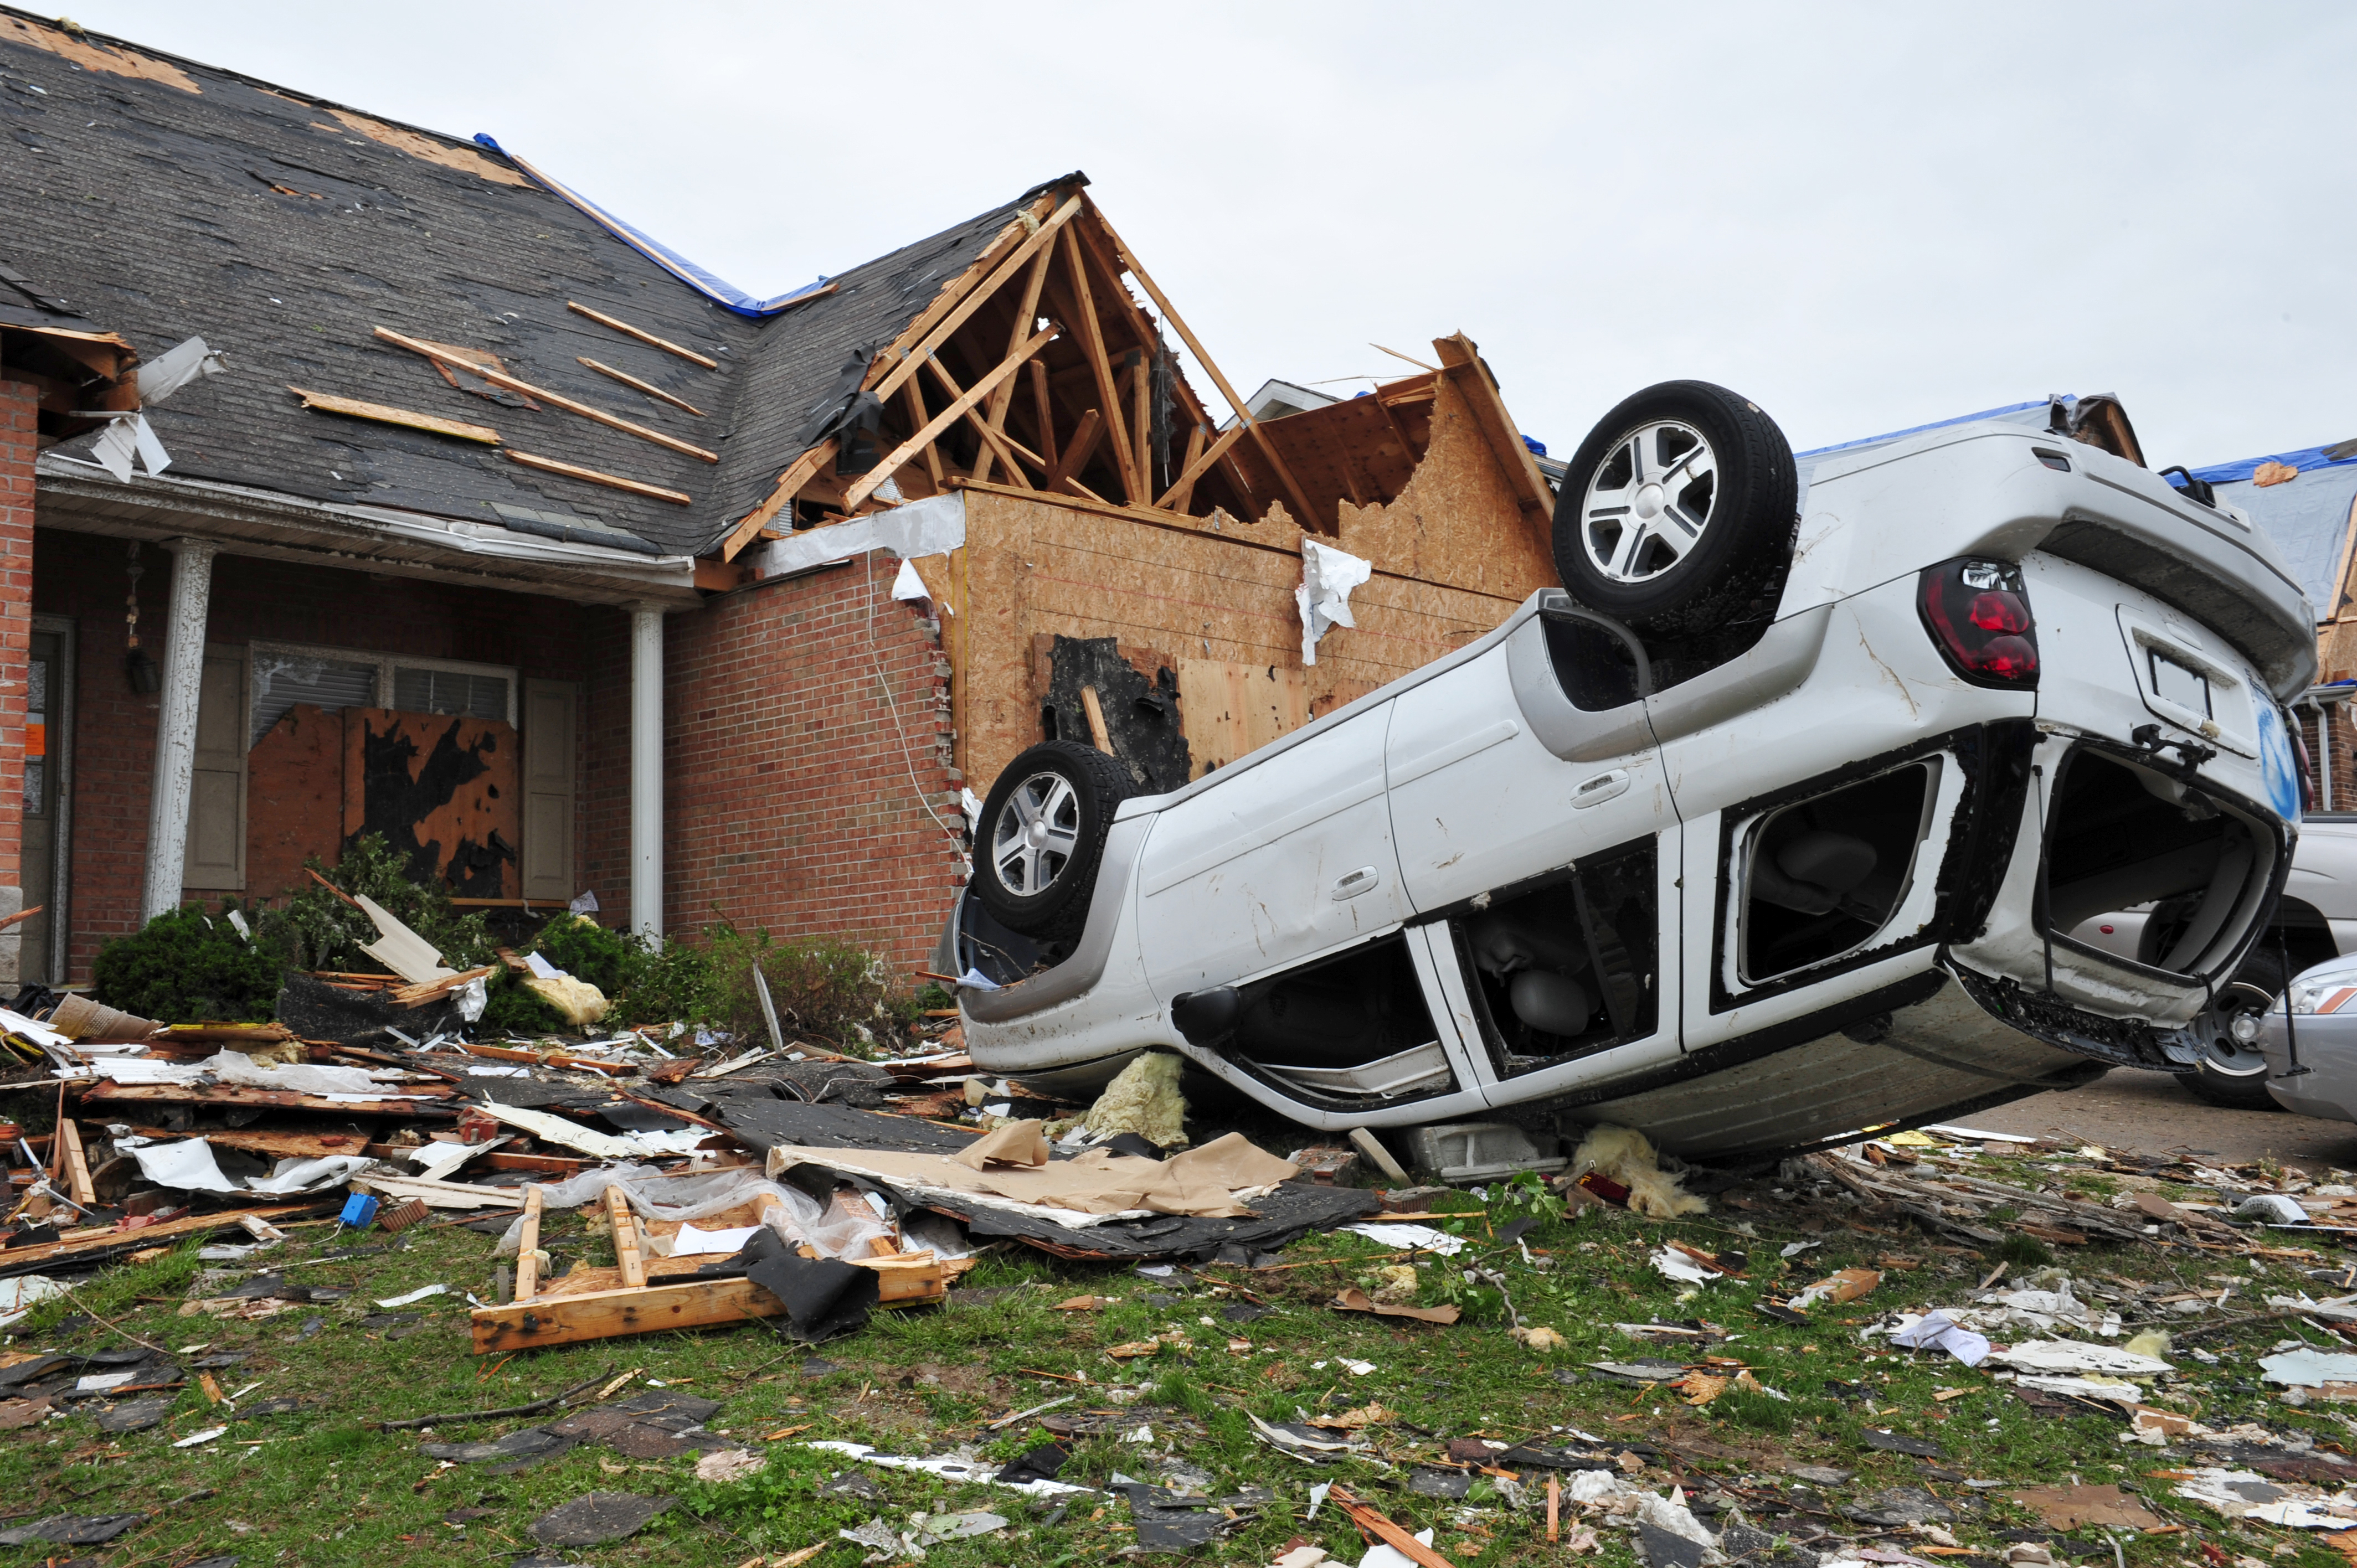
[2200,981,2275,1077]
[1581,419,1718,584]
[991,770,1081,896]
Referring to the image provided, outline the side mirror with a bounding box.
[1170,987,1241,1045]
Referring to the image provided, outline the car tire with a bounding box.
[973,740,1136,942]
[2178,947,2287,1111]
[1554,380,1798,639]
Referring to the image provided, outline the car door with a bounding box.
[1388,604,1685,1102]
[1134,702,1411,1000]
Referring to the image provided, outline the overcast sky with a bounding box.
[64,2,2357,470]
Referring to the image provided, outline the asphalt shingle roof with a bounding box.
[0,8,1069,557]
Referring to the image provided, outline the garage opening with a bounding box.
[1453,837,1659,1077]
[1235,935,1455,1102]
[2043,748,2275,977]
[1741,762,1936,982]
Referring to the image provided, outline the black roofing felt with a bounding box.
[0,9,1071,558]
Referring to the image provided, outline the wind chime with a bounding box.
[125,539,159,693]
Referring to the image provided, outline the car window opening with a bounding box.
[1454,838,1659,1078]
[1540,612,1645,711]
[2044,749,2271,978]
[1234,935,1457,1103]
[1742,762,1936,982]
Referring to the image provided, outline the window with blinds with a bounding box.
[392,666,512,723]
[250,652,380,747]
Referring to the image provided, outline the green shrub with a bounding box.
[476,967,568,1038]
[616,936,722,1028]
[90,901,285,1023]
[533,914,636,997]
[699,920,914,1054]
[259,833,493,974]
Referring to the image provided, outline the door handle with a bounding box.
[1331,866,1381,900]
[1571,770,1630,808]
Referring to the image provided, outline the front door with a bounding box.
[20,625,66,985]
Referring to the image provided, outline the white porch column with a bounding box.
[141,539,217,922]
[629,603,665,942]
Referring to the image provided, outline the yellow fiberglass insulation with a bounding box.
[1571,1123,1707,1219]
[526,973,608,1027]
[1084,1051,1190,1149]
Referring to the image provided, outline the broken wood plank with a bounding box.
[1164,420,1208,512]
[923,354,1038,487]
[0,904,44,934]
[1043,407,1105,498]
[565,301,718,369]
[515,1185,545,1303]
[390,963,497,1007]
[375,327,717,462]
[1079,686,1114,754]
[1061,226,1135,503]
[842,325,1059,512]
[74,1081,457,1118]
[503,449,692,506]
[606,1185,647,1289]
[1029,359,1057,468]
[460,1042,633,1076]
[0,1203,324,1273]
[973,240,1060,488]
[900,374,945,487]
[576,357,706,417]
[720,439,834,560]
[56,1118,95,1208]
[471,1275,780,1352]
[1330,1486,1458,1568]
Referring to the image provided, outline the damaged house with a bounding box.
[0,10,1560,987]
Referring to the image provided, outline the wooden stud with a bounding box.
[1133,348,1152,496]
[514,1184,544,1303]
[286,386,500,445]
[375,327,718,463]
[841,326,1058,513]
[1092,215,1321,528]
[1044,408,1105,498]
[901,376,945,487]
[1164,421,1208,511]
[577,357,707,417]
[56,1118,95,1208]
[1060,227,1135,503]
[1079,687,1113,754]
[467,1256,949,1352]
[1030,360,1058,469]
[605,1184,647,1289]
[974,241,1061,487]
[565,301,719,369]
[1157,421,1245,509]
[504,449,692,506]
[720,439,835,561]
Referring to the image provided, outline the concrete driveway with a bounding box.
[1953,1066,2357,1169]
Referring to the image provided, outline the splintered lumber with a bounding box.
[719,438,833,560]
[375,327,717,462]
[565,301,719,369]
[605,1184,647,1288]
[56,1118,95,1208]
[577,357,706,417]
[392,964,496,1007]
[504,450,691,506]
[867,194,1083,409]
[516,1185,545,1303]
[468,1254,953,1352]
[841,324,1059,512]
[1330,1486,1458,1568]
[0,904,44,933]
[1060,226,1134,503]
[0,1203,326,1277]
[157,1022,297,1044]
[75,1081,456,1118]
[460,1042,633,1076]
[287,385,500,445]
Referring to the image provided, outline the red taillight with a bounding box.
[1919,558,2039,689]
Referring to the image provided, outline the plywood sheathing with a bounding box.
[0,15,199,92]
[341,710,523,897]
[325,108,532,187]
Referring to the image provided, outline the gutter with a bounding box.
[33,457,701,608]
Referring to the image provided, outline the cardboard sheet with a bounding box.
[773,1127,1295,1219]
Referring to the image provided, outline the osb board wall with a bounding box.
[246,703,344,901]
[949,460,1556,794]
[1331,370,1557,601]
[341,709,521,896]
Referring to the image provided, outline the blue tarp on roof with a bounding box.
[2163,440,2357,621]
[474,133,829,319]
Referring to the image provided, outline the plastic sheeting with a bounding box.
[471,135,830,319]
[119,1137,374,1195]
[492,1164,894,1262]
[747,493,966,580]
[1298,539,1371,666]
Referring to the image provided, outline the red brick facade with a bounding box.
[582,554,967,973]
[0,379,33,895]
[2298,702,2357,814]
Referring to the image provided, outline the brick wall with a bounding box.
[581,554,967,974]
[31,529,594,979]
[0,379,34,979]
[2299,702,2357,813]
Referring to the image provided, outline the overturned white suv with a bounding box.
[944,382,2317,1160]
